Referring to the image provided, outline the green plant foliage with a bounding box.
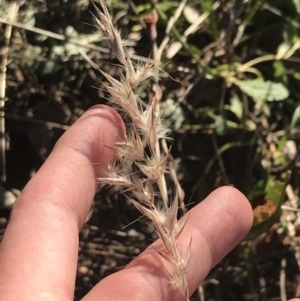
[238,80,289,104]
[214,115,226,136]
[229,96,243,119]
[245,172,290,240]
[291,105,300,129]
[293,0,300,13]
[160,99,185,130]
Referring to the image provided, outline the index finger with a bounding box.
[0,105,125,301]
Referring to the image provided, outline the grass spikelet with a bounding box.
[94,1,190,299]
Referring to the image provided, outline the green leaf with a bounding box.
[41,60,56,75]
[136,3,151,13]
[293,72,300,80]
[273,61,285,78]
[23,9,36,27]
[215,115,226,136]
[292,0,300,14]
[277,134,287,151]
[261,102,271,117]
[160,99,185,130]
[238,80,289,103]
[245,172,290,240]
[229,96,243,119]
[157,2,178,12]
[291,105,300,129]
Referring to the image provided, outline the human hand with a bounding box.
[0,105,257,300]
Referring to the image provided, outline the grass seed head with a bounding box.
[94,1,190,299]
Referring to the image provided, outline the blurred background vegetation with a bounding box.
[1,0,300,300]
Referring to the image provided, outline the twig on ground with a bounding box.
[211,134,230,185]
[0,2,19,183]
[156,0,187,59]
[154,4,213,73]
[280,258,287,301]
[5,113,70,131]
[164,1,221,60]
[198,284,205,301]
[128,0,148,33]
[0,17,153,64]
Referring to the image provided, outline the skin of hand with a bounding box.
[0,104,294,301]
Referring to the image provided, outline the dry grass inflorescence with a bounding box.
[94,0,190,299]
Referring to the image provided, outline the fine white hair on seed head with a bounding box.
[94,1,190,299]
